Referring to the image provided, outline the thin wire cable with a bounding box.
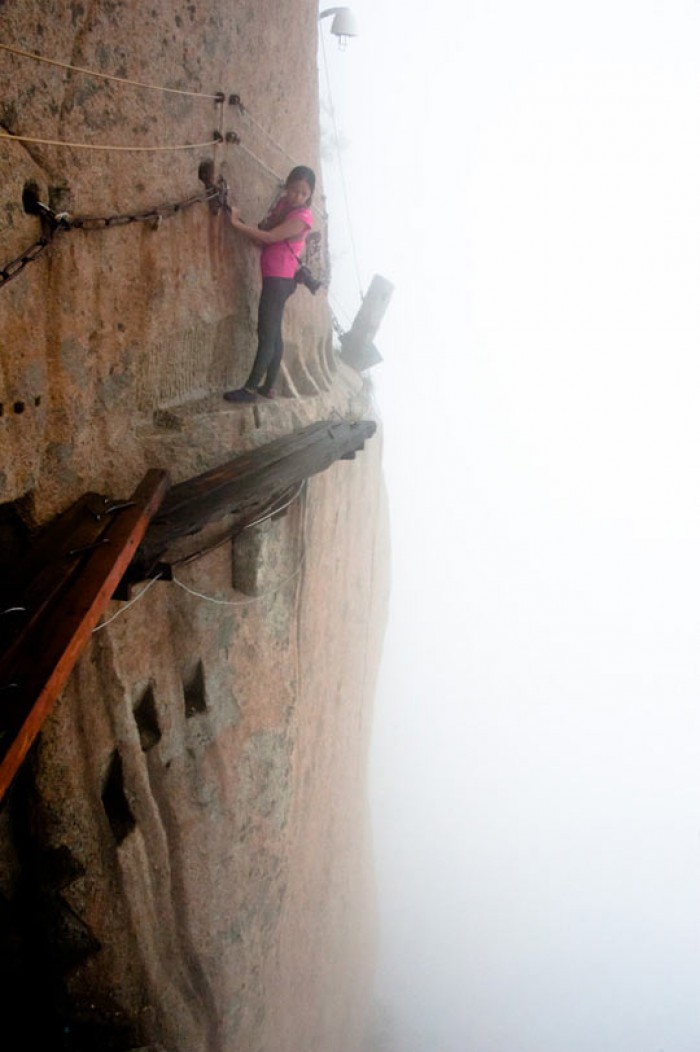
[0,130,222,153]
[232,105,329,218]
[241,481,306,531]
[228,108,329,222]
[172,555,304,607]
[235,105,298,166]
[92,575,162,632]
[320,28,364,299]
[172,481,308,607]
[0,41,222,100]
[171,527,238,569]
[91,483,305,626]
[291,474,307,710]
[172,481,306,569]
[328,291,354,328]
[235,140,286,185]
[232,142,327,223]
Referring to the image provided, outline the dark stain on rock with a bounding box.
[60,337,89,387]
[152,409,183,431]
[47,442,74,467]
[98,371,130,409]
[74,79,105,109]
[217,613,235,651]
[96,45,111,71]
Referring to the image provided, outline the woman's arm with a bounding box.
[229,207,308,246]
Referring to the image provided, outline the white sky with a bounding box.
[321,2,700,1049]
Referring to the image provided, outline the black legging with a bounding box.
[244,276,297,394]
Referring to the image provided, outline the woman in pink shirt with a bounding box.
[224,166,315,402]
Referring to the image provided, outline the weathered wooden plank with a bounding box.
[156,421,373,528]
[155,421,340,519]
[0,493,113,661]
[0,469,170,803]
[134,420,375,574]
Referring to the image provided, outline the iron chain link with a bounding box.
[0,238,53,286]
[0,182,225,290]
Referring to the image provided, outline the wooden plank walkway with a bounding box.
[0,418,376,801]
[0,470,169,803]
[132,419,376,578]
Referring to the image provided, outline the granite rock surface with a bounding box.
[0,4,387,1049]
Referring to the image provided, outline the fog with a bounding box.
[320,2,700,1049]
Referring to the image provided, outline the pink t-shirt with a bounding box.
[260,204,313,279]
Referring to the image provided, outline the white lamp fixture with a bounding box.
[319,6,359,46]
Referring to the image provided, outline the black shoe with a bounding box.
[223,387,258,403]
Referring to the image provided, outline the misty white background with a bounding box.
[320,2,700,1049]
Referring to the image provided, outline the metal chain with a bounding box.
[0,237,53,287]
[0,182,225,290]
[70,186,218,230]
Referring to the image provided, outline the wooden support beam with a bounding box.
[132,419,376,577]
[1,493,114,661]
[0,470,169,803]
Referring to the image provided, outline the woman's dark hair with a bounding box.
[286,165,316,200]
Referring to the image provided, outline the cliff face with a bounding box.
[0,0,332,517]
[0,4,387,1050]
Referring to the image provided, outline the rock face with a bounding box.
[0,5,387,1050]
[0,0,333,516]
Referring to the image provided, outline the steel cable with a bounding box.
[0,41,223,100]
[319,28,364,299]
[0,130,223,153]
